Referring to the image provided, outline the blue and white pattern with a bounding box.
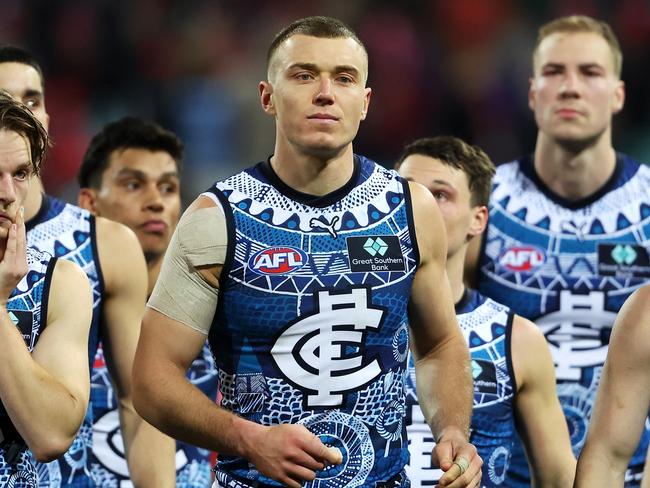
[27,195,100,486]
[405,290,515,487]
[478,155,650,486]
[0,248,55,487]
[209,156,418,487]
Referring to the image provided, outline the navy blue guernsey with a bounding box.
[405,289,516,487]
[27,194,220,486]
[0,248,57,488]
[478,154,650,486]
[26,194,102,487]
[209,156,418,488]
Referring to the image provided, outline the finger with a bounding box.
[4,223,17,262]
[289,449,326,471]
[278,475,302,488]
[303,434,343,465]
[16,207,26,265]
[433,440,455,471]
[441,455,482,488]
[287,464,318,483]
[437,461,462,485]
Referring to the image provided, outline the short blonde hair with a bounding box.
[533,15,622,77]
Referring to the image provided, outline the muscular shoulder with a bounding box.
[406,181,446,266]
[612,285,650,337]
[48,259,92,325]
[94,217,146,293]
[511,314,553,391]
[51,258,91,288]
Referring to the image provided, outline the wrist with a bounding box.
[232,415,267,459]
[435,425,469,444]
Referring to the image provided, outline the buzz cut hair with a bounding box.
[266,16,368,80]
[0,45,45,92]
[395,135,495,207]
[0,90,49,175]
[533,15,623,77]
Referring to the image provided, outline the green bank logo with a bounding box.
[363,237,388,257]
[471,360,482,379]
[611,244,637,265]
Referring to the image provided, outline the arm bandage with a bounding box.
[147,206,228,335]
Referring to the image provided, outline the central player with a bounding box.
[133,16,482,488]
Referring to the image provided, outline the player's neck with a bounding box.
[534,133,617,201]
[270,141,355,196]
[446,248,467,305]
[24,177,45,222]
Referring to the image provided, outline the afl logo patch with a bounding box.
[498,246,545,272]
[249,246,308,275]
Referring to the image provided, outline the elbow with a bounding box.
[29,433,75,462]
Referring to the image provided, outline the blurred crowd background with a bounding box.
[2,0,650,201]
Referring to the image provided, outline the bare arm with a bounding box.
[0,216,92,461]
[511,315,575,487]
[574,286,650,487]
[133,196,340,488]
[406,182,481,487]
[96,218,175,487]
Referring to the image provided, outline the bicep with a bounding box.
[512,317,573,467]
[137,308,209,376]
[585,293,650,455]
[407,182,459,358]
[32,260,93,403]
[97,222,148,396]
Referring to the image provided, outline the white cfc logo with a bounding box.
[537,290,617,381]
[271,288,385,408]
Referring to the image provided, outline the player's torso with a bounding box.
[210,156,417,488]
[405,290,515,488]
[26,195,102,487]
[478,155,650,467]
[90,342,218,488]
[0,248,56,488]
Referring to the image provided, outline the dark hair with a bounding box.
[267,16,367,74]
[0,91,49,176]
[534,16,622,77]
[395,135,495,207]
[78,116,183,188]
[0,46,45,91]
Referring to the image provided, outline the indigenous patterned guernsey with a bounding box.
[27,194,219,487]
[27,195,102,487]
[208,156,418,488]
[405,289,515,487]
[0,248,56,488]
[478,155,650,486]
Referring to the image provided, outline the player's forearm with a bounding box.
[414,332,472,440]
[133,361,263,457]
[0,308,87,460]
[117,397,176,488]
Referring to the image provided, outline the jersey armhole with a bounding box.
[504,310,518,397]
[39,256,58,333]
[400,177,421,268]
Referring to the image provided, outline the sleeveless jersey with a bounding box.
[90,342,218,487]
[405,289,516,487]
[0,248,57,488]
[27,194,102,487]
[209,156,418,488]
[478,154,650,485]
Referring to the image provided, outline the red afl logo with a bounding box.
[249,246,308,275]
[498,246,546,272]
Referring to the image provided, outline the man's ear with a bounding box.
[468,205,488,239]
[78,188,99,215]
[260,81,276,116]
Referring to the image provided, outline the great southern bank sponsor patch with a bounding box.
[346,236,405,272]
